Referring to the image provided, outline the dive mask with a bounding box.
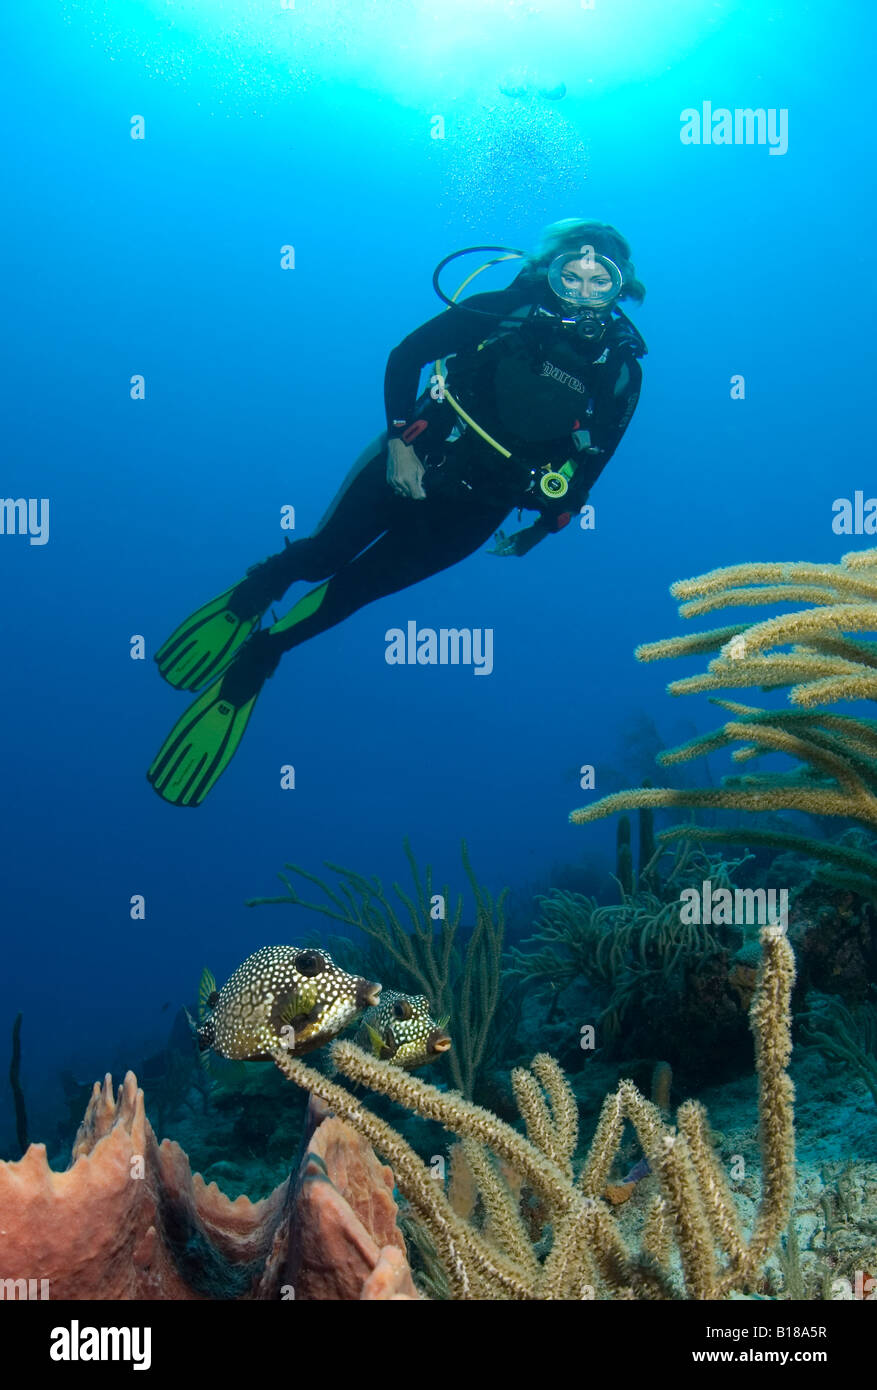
[547,245,624,314]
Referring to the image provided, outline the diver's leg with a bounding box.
[156,432,401,691]
[242,431,403,598]
[148,496,509,805]
[265,497,510,655]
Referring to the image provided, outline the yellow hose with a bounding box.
[435,254,522,459]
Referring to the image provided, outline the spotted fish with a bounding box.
[195,946,381,1061]
[355,990,451,1070]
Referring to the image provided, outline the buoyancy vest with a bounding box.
[411,307,646,506]
[447,307,646,455]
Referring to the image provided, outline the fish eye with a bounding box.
[392,999,414,1021]
[294,951,325,977]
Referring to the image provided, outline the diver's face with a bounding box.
[558,257,616,304]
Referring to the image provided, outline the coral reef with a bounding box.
[4,931,873,1300]
[274,928,797,1300]
[508,840,758,1080]
[0,1073,416,1300]
[560,545,877,1127]
[799,994,877,1105]
[248,840,506,1099]
[790,874,876,1002]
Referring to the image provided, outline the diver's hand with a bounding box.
[387,438,427,500]
[487,529,524,557]
[488,525,548,557]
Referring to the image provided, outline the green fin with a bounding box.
[269,582,330,637]
[198,968,217,1022]
[147,675,263,807]
[155,584,265,692]
[364,1024,387,1058]
[435,1014,451,1031]
[278,981,319,1025]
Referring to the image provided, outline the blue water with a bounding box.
[1,0,874,1143]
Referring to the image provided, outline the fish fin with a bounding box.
[198,968,217,1021]
[277,982,319,1026]
[185,1008,214,1069]
[364,1024,387,1058]
[435,1014,451,1031]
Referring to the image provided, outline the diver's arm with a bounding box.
[383,283,531,500]
[384,282,534,439]
[527,353,643,525]
[488,518,555,557]
[490,355,643,555]
[571,354,643,495]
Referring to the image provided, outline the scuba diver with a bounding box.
[148,219,647,806]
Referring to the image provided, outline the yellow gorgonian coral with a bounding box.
[570,550,877,863]
[276,930,796,1301]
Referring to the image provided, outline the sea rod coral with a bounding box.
[507,839,742,1043]
[274,927,796,1300]
[569,547,877,892]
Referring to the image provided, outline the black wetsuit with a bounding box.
[266,272,646,654]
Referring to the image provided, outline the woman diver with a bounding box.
[148,219,647,805]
